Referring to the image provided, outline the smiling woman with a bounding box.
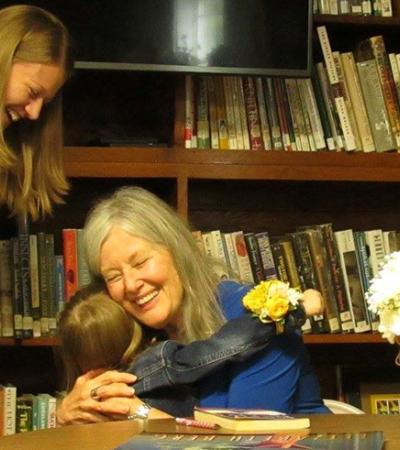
[0,4,73,219]
[56,186,329,425]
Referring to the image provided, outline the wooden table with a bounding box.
[0,415,399,450]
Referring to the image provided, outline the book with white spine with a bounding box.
[317,26,357,151]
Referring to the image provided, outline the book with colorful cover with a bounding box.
[115,429,384,450]
[193,407,310,432]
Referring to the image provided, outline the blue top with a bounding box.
[198,280,330,414]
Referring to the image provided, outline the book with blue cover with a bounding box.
[115,430,384,450]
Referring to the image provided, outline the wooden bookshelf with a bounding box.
[3,5,400,403]
[0,333,388,347]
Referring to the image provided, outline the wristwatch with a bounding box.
[128,402,152,420]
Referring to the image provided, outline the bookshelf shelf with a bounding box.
[64,147,400,182]
[314,14,400,27]
[0,334,387,347]
[0,337,59,347]
[303,333,386,345]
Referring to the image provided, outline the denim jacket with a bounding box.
[128,307,305,416]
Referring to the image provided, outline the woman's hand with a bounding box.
[56,369,137,426]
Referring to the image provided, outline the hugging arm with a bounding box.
[131,307,306,396]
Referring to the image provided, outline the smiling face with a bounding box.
[100,227,184,337]
[1,61,64,129]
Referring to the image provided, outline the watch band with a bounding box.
[128,402,152,420]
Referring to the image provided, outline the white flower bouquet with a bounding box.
[366,252,400,349]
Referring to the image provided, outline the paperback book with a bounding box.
[193,407,310,432]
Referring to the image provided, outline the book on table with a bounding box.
[193,407,310,432]
[115,428,384,450]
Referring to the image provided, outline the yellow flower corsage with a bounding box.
[243,279,303,334]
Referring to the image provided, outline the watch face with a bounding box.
[136,403,151,419]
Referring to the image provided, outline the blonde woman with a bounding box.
[0,4,72,219]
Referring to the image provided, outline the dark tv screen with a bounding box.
[6,0,312,76]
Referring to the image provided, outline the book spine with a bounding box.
[305,229,341,333]
[297,78,327,151]
[388,53,400,105]
[356,60,395,152]
[230,76,245,149]
[255,232,278,280]
[237,77,251,149]
[184,74,195,148]
[18,232,33,338]
[196,76,210,149]
[37,232,50,336]
[317,25,357,151]
[242,76,263,150]
[210,230,230,280]
[54,255,65,316]
[273,78,292,150]
[264,77,283,150]
[296,78,317,151]
[285,78,310,151]
[62,229,78,302]
[311,65,336,151]
[10,238,23,339]
[29,234,41,337]
[340,52,375,152]
[214,76,229,150]
[223,232,240,278]
[0,240,14,337]
[271,240,289,283]
[318,224,354,332]
[369,35,400,149]
[278,77,298,150]
[279,238,302,290]
[334,229,371,332]
[255,77,272,150]
[244,233,265,283]
[45,233,57,336]
[16,398,33,433]
[364,229,386,277]
[76,229,92,288]
[315,62,345,151]
[231,231,254,283]
[223,76,238,149]
[332,51,362,150]
[207,77,220,149]
[2,385,17,435]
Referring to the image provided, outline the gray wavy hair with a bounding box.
[83,186,226,342]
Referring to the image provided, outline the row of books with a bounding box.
[193,225,400,335]
[0,228,91,339]
[313,0,394,16]
[317,26,400,153]
[184,73,327,152]
[185,28,400,154]
[0,385,57,436]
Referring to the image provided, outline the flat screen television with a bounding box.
[5,0,313,77]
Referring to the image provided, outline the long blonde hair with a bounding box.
[83,186,226,343]
[57,283,145,391]
[0,5,73,219]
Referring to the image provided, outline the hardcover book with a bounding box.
[115,429,384,450]
[193,407,310,432]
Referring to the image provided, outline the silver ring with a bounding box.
[90,385,102,401]
[127,406,135,420]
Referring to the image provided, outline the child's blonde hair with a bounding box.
[57,282,144,391]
